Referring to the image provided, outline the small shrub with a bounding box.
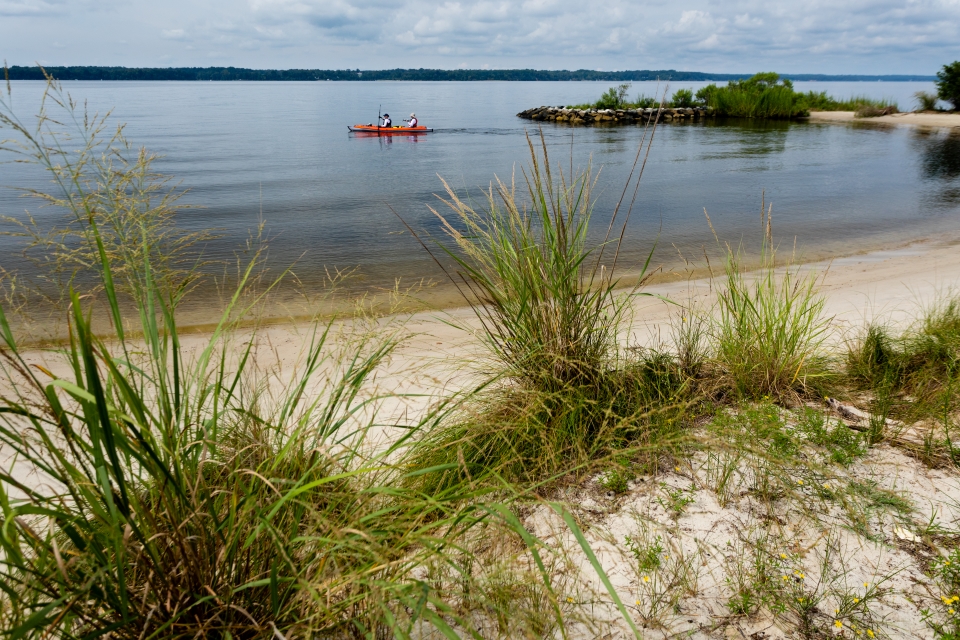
[626,534,665,573]
[671,88,695,108]
[633,93,659,108]
[937,61,960,110]
[915,90,940,111]
[657,485,695,516]
[596,82,631,109]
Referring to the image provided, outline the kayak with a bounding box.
[348,125,434,134]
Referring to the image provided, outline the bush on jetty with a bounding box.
[695,72,808,118]
[573,73,899,120]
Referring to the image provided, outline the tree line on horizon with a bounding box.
[3,65,937,82]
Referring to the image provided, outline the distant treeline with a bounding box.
[4,66,936,82]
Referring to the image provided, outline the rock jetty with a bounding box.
[517,105,714,124]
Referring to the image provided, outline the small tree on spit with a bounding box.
[936,61,960,110]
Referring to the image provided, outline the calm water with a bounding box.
[1,80,958,319]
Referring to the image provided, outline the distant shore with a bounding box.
[4,66,938,82]
[808,110,960,128]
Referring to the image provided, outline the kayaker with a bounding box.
[380,113,392,128]
[405,113,418,128]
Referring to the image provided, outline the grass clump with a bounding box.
[710,225,832,402]
[915,91,940,111]
[406,131,698,489]
[803,91,898,113]
[846,296,960,413]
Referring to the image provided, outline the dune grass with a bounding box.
[709,229,833,402]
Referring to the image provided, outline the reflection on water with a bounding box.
[912,130,960,208]
[915,130,960,180]
[697,119,789,159]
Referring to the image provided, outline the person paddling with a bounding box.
[404,113,418,128]
[380,113,392,128]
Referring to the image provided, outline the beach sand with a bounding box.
[808,110,960,129]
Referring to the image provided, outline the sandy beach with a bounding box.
[808,110,960,129]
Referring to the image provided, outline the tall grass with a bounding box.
[710,212,832,401]
[0,80,214,314]
[423,133,649,391]
[802,92,898,113]
[401,126,701,491]
[847,295,960,408]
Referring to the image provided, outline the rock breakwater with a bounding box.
[517,105,714,124]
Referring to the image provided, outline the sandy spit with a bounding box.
[808,110,960,129]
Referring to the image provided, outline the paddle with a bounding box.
[378,104,381,136]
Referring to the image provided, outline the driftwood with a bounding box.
[823,397,955,466]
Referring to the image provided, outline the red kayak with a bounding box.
[348,124,434,134]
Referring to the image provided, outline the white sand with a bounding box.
[808,110,960,129]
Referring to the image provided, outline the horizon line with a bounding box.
[4,66,937,82]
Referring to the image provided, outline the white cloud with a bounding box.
[0,0,958,72]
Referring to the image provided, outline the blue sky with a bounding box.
[2,0,958,73]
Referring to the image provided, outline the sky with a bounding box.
[1,0,959,74]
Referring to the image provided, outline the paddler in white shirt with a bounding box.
[404,113,418,128]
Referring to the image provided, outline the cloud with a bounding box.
[0,0,57,16]
[161,28,188,40]
[1,0,958,72]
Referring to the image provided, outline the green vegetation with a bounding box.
[574,73,899,118]
[937,61,960,110]
[915,90,940,111]
[696,72,809,118]
[2,76,959,640]
[710,233,832,401]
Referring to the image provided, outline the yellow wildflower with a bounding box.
[835,620,843,629]
[867,630,875,638]
[643,576,650,583]
[797,479,804,485]
[636,599,641,606]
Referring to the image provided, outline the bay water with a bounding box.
[1,80,958,325]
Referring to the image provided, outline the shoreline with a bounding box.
[11,230,960,429]
[808,110,960,128]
